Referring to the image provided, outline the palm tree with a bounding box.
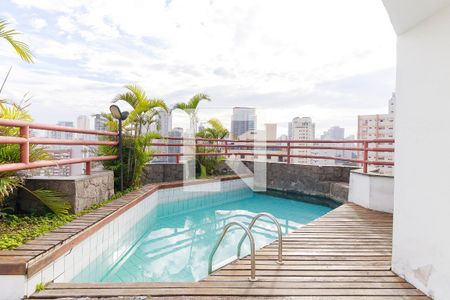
[0,19,34,63]
[196,118,228,178]
[197,118,229,139]
[112,84,168,137]
[172,93,211,135]
[0,101,69,216]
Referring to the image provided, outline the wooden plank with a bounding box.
[202,276,408,282]
[29,203,429,299]
[47,281,416,289]
[29,288,425,297]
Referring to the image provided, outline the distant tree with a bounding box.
[0,19,34,63]
[172,93,210,135]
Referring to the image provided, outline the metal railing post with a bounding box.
[363,141,369,173]
[118,118,124,192]
[287,141,291,164]
[85,161,91,175]
[19,125,29,164]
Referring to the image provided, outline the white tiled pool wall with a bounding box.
[23,178,252,296]
[24,191,159,296]
[156,179,253,218]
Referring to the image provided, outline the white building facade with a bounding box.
[289,117,315,164]
[357,93,396,173]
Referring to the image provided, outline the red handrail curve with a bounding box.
[150,136,395,173]
[0,118,118,174]
[0,118,394,175]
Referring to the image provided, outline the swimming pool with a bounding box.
[70,181,333,283]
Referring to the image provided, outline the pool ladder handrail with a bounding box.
[208,221,257,281]
[208,213,284,282]
[237,212,283,265]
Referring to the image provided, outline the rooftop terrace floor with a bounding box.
[30,203,429,300]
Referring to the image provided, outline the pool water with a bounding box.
[72,190,332,283]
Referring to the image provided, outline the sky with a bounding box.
[0,0,396,137]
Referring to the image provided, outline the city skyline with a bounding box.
[0,0,395,136]
[53,94,394,141]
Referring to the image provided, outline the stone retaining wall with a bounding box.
[18,171,114,213]
[141,163,184,184]
[142,161,355,202]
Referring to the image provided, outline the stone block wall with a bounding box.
[141,163,184,185]
[18,171,114,214]
[142,161,355,202]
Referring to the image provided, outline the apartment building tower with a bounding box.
[357,93,396,173]
[289,117,315,164]
[231,107,257,139]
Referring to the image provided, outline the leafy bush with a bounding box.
[195,118,229,178]
[0,100,70,215]
[0,188,133,250]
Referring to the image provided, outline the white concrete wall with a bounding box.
[348,171,394,213]
[384,3,450,299]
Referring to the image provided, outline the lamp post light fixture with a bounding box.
[109,105,129,192]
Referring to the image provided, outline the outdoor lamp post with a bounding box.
[110,105,129,192]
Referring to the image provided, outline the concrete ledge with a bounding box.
[18,171,114,213]
[348,170,394,213]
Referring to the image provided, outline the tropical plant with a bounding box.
[195,118,229,178]
[196,118,229,139]
[0,19,34,63]
[99,132,161,189]
[172,93,210,135]
[112,84,168,137]
[0,100,70,216]
[100,85,167,190]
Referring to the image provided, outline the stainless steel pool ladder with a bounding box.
[208,213,283,281]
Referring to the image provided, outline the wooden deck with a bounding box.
[30,203,429,299]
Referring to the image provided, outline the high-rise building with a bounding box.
[357,93,396,173]
[76,115,90,140]
[289,117,315,164]
[388,92,396,114]
[94,114,107,131]
[167,127,183,163]
[73,115,92,175]
[231,107,257,138]
[316,126,346,166]
[158,110,172,136]
[36,149,73,176]
[77,115,90,130]
[151,110,173,163]
[49,121,74,140]
[264,123,277,141]
[320,126,345,140]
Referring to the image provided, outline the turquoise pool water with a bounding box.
[72,189,332,283]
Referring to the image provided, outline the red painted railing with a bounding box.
[0,118,118,174]
[151,136,395,173]
[0,118,394,175]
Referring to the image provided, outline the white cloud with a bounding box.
[2,0,397,136]
[57,16,76,34]
[30,18,47,31]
